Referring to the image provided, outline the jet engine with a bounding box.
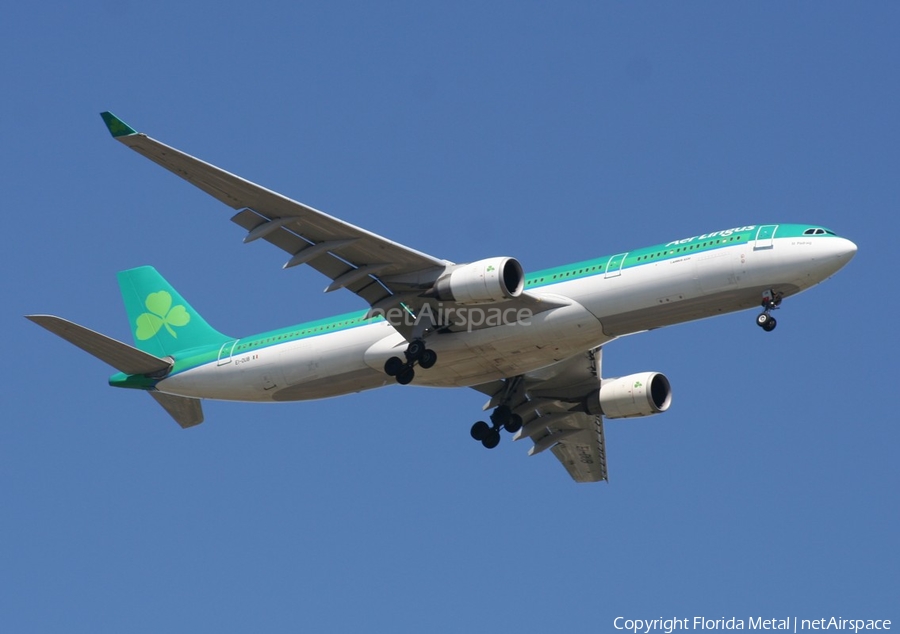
[431,257,525,305]
[585,372,672,419]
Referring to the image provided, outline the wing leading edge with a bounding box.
[100,112,450,312]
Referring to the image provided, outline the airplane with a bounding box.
[26,112,858,483]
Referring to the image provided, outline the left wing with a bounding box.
[101,112,570,341]
[100,112,450,313]
[474,347,609,483]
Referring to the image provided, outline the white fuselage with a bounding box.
[156,234,856,403]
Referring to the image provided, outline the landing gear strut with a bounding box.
[756,290,782,332]
[470,404,523,449]
[383,338,438,384]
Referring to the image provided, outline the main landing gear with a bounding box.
[756,290,783,332]
[383,339,437,385]
[469,405,523,449]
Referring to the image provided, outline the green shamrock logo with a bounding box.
[633,381,643,388]
[486,265,496,272]
[108,119,130,136]
[135,291,191,340]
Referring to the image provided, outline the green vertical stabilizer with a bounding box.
[117,266,232,358]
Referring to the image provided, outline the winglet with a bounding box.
[100,111,137,138]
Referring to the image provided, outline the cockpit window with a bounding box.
[804,228,829,235]
[804,228,816,235]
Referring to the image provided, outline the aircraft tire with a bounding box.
[471,421,490,441]
[481,430,501,449]
[406,340,425,362]
[504,414,523,434]
[384,356,404,376]
[419,349,437,369]
[396,367,415,385]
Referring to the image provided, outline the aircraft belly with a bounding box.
[273,325,387,400]
[185,299,609,400]
[598,283,802,335]
[271,369,387,401]
[157,324,387,402]
[404,301,608,387]
[591,238,825,336]
[568,251,705,336]
[564,241,828,337]
[155,361,266,401]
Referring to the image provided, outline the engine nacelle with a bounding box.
[585,372,672,419]
[432,257,525,305]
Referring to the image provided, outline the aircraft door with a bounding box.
[217,340,239,366]
[753,225,779,250]
[605,253,629,278]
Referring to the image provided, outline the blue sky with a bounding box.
[2,2,897,632]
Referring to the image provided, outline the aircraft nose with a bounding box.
[834,237,858,260]
[817,237,857,278]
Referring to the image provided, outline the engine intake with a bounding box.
[585,372,672,419]
[432,257,524,305]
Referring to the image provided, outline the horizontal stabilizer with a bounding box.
[26,314,171,376]
[149,392,204,428]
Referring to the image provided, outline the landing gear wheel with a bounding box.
[481,429,501,449]
[419,349,437,369]
[757,312,777,332]
[468,401,523,446]
[405,339,426,362]
[503,414,523,434]
[384,356,404,377]
[396,366,415,385]
[470,421,490,441]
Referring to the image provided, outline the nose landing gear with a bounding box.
[756,290,783,332]
[383,338,438,384]
[470,404,524,449]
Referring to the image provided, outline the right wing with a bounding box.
[473,347,609,483]
[549,415,608,484]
